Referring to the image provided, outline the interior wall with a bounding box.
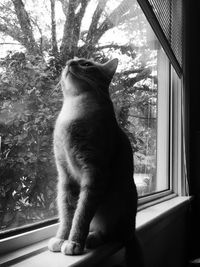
[186,1,200,260]
[100,204,189,267]
[188,0,200,195]
[138,206,189,267]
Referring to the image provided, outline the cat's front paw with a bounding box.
[48,237,65,252]
[61,240,83,255]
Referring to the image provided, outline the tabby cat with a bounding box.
[48,57,139,264]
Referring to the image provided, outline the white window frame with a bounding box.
[138,64,184,207]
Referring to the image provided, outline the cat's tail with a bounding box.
[125,235,145,267]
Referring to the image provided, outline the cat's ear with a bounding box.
[103,58,118,79]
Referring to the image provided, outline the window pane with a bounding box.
[100,3,170,196]
[0,0,170,233]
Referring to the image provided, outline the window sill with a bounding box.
[0,196,191,267]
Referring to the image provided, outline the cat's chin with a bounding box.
[48,237,65,252]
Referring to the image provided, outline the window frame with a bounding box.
[138,64,185,206]
[0,0,185,253]
[137,0,183,77]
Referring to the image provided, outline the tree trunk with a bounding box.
[50,0,58,56]
[59,0,89,65]
[11,0,41,55]
[79,0,133,58]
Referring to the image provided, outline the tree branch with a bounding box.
[60,0,89,63]
[60,0,76,60]
[11,0,41,55]
[115,67,152,87]
[129,85,157,93]
[0,42,21,45]
[79,0,135,57]
[0,23,27,47]
[93,0,133,44]
[129,114,157,120]
[86,0,108,43]
[94,43,145,52]
[73,0,89,47]
[58,0,80,16]
[50,0,58,56]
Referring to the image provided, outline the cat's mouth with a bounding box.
[67,67,82,81]
[66,61,81,78]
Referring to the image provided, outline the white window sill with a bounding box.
[0,196,190,267]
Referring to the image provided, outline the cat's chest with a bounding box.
[54,94,99,147]
[57,96,87,123]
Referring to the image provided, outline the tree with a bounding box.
[0,0,158,231]
[0,0,145,63]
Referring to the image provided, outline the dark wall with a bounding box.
[187,0,200,192]
[137,207,189,267]
[186,0,200,260]
[99,203,189,267]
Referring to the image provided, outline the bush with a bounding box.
[0,52,61,230]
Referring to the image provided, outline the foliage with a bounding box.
[0,52,60,229]
[0,0,158,231]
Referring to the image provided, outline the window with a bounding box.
[108,13,171,197]
[0,0,181,235]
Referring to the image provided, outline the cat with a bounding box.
[48,57,140,264]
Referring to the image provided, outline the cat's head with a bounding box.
[61,57,118,97]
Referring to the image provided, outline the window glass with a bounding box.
[0,0,170,233]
